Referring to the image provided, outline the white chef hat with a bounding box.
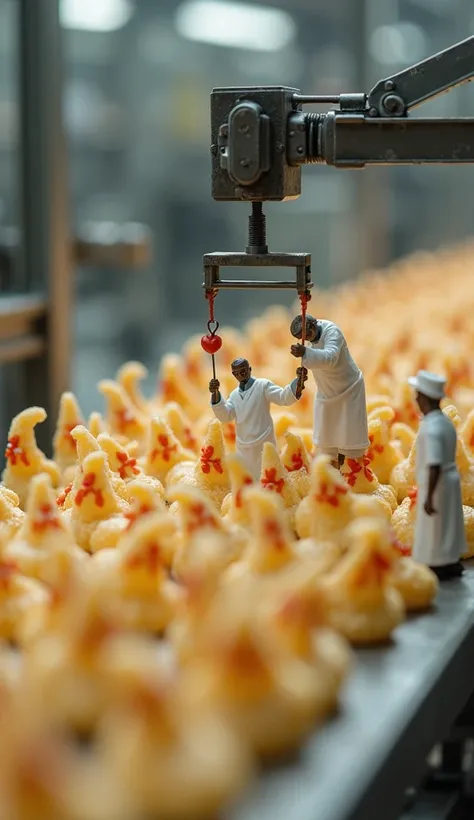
[408,370,446,400]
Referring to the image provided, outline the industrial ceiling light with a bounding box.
[60,0,134,32]
[174,0,296,52]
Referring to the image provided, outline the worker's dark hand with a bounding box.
[296,366,308,382]
[291,343,306,358]
[424,497,437,516]
[209,378,220,393]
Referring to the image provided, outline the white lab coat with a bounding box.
[413,409,466,567]
[302,320,369,454]
[211,378,298,478]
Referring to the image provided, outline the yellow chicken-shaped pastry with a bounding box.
[280,431,311,499]
[181,592,328,758]
[64,451,129,553]
[0,486,25,543]
[142,416,195,486]
[221,453,255,526]
[98,379,148,447]
[444,406,474,506]
[0,698,133,820]
[166,419,231,509]
[124,478,168,522]
[98,432,165,503]
[296,454,387,542]
[390,421,417,458]
[52,392,85,477]
[98,433,143,482]
[224,487,299,587]
[116,360,151,415]
[5,474,85,582]
[340,454,396,515]
[388,534,439,612]
[88,411,107,438]
[260,563,352,715]
[23,575,124,734]
[96,638,253,819]
[0,550,47,643]
[391,381,421,430]
[322,517,405,645]
[390,435,417,503]
[61,425,128,510]
[168,485,245,579]
[365,410,402,485]
[156,354,203,420]
[92,514,181,634]
[2,407,60,507]
[168,532,231,664]
[460,407,474,459]
[193,419,231,507]
[259,441,300,532]
[163,401,199,454]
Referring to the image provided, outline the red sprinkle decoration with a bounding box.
[150,434,178,464]
[114,408,136,433]
[263,519,287,550]
[261,468,284,494]
[235,477,253,509]
[124,503,153,530]
[344,457,374,487]
[75,472,105,508]
[56,483,72,508]
[285,450,305,473]
[62,423,80,450]
[408,487,418,509]
[4,436,30,467]
[200,445,223,475]
[31,503,62,534]
[0,560,17,589]
[366,435,384,463]
[314,481,348,508]
[116,451,140,479]
[186,502,218,534]
[126,542,162,574]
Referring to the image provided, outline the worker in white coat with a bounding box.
[290,314,369,468]
[209,357,305,478]
[408,370,465,580]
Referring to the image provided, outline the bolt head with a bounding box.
[297,146,304,154]
[368,107,378,117]
[384,80,395,91]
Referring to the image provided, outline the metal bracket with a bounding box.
[203,251,312,295]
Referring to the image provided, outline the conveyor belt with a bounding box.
[228,562,474,820]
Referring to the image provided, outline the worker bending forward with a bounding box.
[408,370,465,580]
[209,357,303,479]
[290,314,369,468]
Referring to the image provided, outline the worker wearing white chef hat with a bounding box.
[290,314,369,469]
[408,369,465,579]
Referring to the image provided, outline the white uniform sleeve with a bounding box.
[211,395,236,423]
[303,325,342,369]
[425,429,443,466]
[264,379,298,406]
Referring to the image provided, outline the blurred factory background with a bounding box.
[0,0,472,442]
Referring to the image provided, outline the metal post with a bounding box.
[17,0,71,451]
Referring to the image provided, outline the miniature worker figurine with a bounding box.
[408,370,465,580]
[290,314,369,468]
[209,358,305,478]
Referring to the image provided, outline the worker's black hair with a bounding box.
[231,357,250,369]
[290,314,318,337]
